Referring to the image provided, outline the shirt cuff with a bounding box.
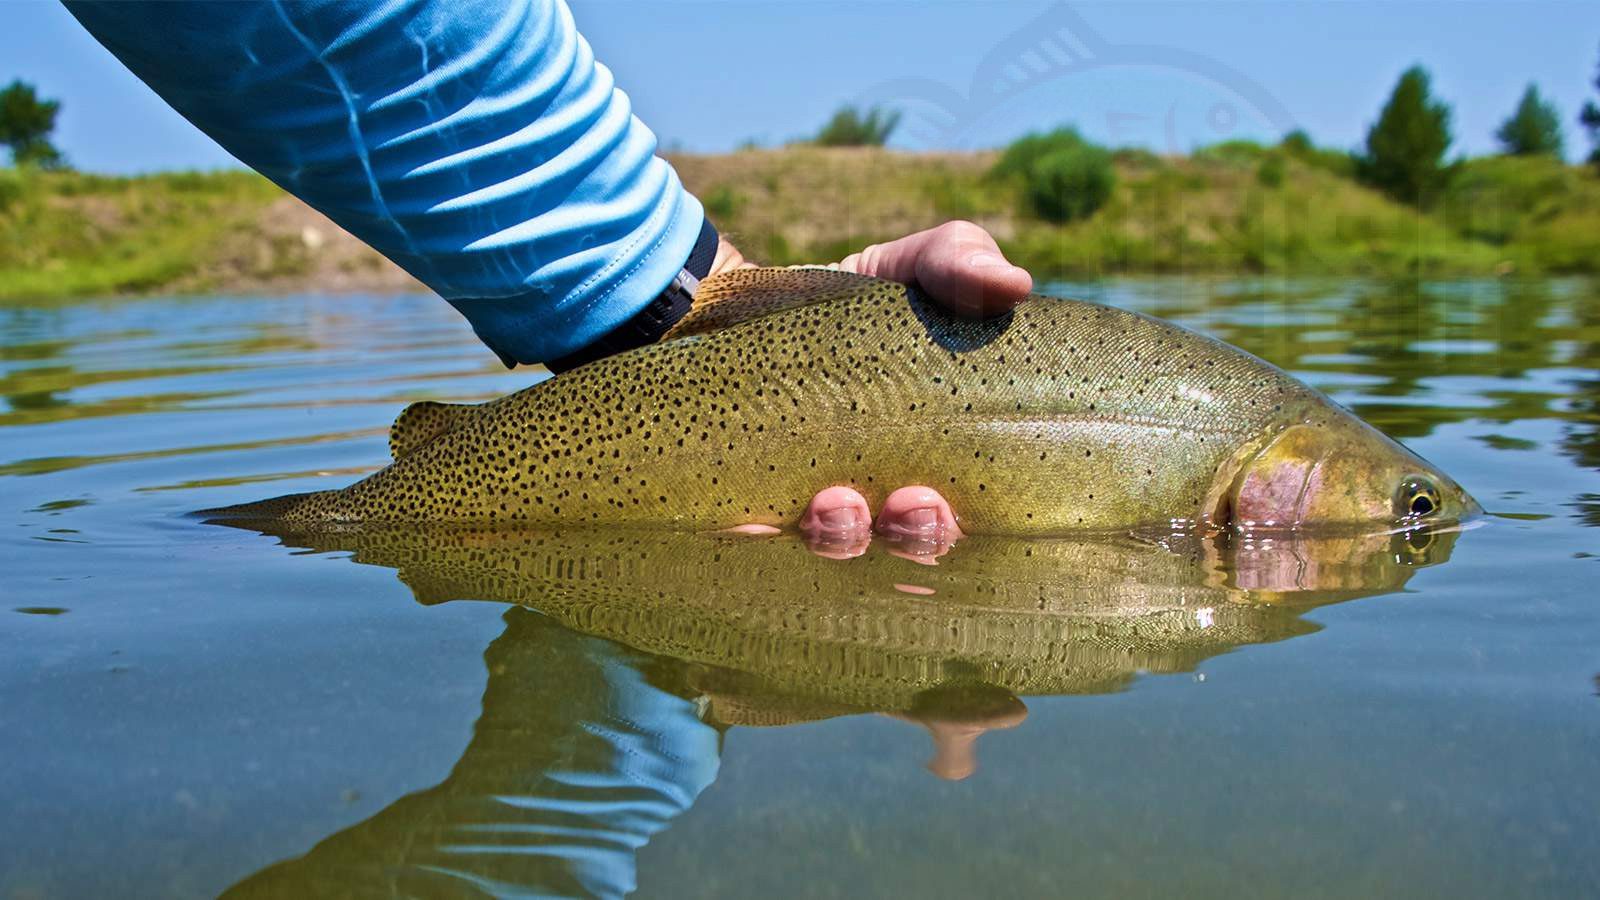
[450,187,705,367]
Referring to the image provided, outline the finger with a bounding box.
[836,221,1032,318]
[717,523,782,536]
[875,485,963,539]
[799,485,873,559]
[914,222,1034,318]
[875,485,963,563]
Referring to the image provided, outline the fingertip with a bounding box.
[800,486,872,537]
[800,485,873,560]
[968,252,1033,309]
[876,486,963,539]
[918,252,1031,318]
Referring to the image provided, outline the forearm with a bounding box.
[65,0,703,365]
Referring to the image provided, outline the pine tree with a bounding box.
[1496,84,1563,156]
[1357,66,1454,206]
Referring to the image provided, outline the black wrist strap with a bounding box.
[545,218,719,374]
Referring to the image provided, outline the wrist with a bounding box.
[544,217,722,373]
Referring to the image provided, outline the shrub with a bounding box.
[1280,129,1314,156]
[1256,153,1286,188]
[1279,129,1357,177]
[992,127,1116,223]
[1195,140,1268,164]
[701,184,744,220]
[1111,147,1164,169]
[812,105,900,147]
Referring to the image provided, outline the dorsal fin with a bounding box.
[389,401,477,460]
[665,266,897,340]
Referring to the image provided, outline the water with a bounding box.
[2,280,1596,898]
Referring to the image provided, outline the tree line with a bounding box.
[9,41,1600,202]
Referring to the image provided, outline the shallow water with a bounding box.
[2,279,1597,898]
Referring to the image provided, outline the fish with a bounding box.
[201,267,1478,534]
[223,522,1459,715]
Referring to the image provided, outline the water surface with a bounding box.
[2,279,1597,898]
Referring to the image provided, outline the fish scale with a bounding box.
[204,267,1446,533]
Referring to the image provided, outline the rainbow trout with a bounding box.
[205,268,1477,534]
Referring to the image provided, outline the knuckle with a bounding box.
[939,220,987,242]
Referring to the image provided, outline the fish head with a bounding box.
[1217,414,1480,533]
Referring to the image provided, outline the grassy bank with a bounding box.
[677,146,1600,277]
[0,168,413,301]
[2,147,1597,301]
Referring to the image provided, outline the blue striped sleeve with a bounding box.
[64,0,705,365]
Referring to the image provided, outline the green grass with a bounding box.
[3,149,1597,302]
[0,168,284,301]
[675,147,1593,278]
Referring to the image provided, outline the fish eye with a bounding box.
[1395,477,1440,519]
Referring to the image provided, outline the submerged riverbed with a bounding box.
[2,278,1597,898]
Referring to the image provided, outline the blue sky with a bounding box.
[3,1,1596,173]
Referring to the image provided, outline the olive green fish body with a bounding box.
[208,268,1474,533]
[216,270,1344,532]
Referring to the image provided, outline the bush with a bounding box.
[1110,147,1164,169]
[1279,129,1357,177]
[1280,129,1314,156]
[1195,140,1269,164]
[1256,153,1286,188]
[0,167,24,212]
[992,127,1115,223]
[812,105,900,147]
[701,184,744,220]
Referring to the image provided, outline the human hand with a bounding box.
[829,220,1033,318]
[716,221,1031,556]
[710,219,1032,318]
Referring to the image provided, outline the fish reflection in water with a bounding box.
[215,523,1457,897]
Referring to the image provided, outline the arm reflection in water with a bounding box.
[213,523,1459,896]
[226,609,720,899]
